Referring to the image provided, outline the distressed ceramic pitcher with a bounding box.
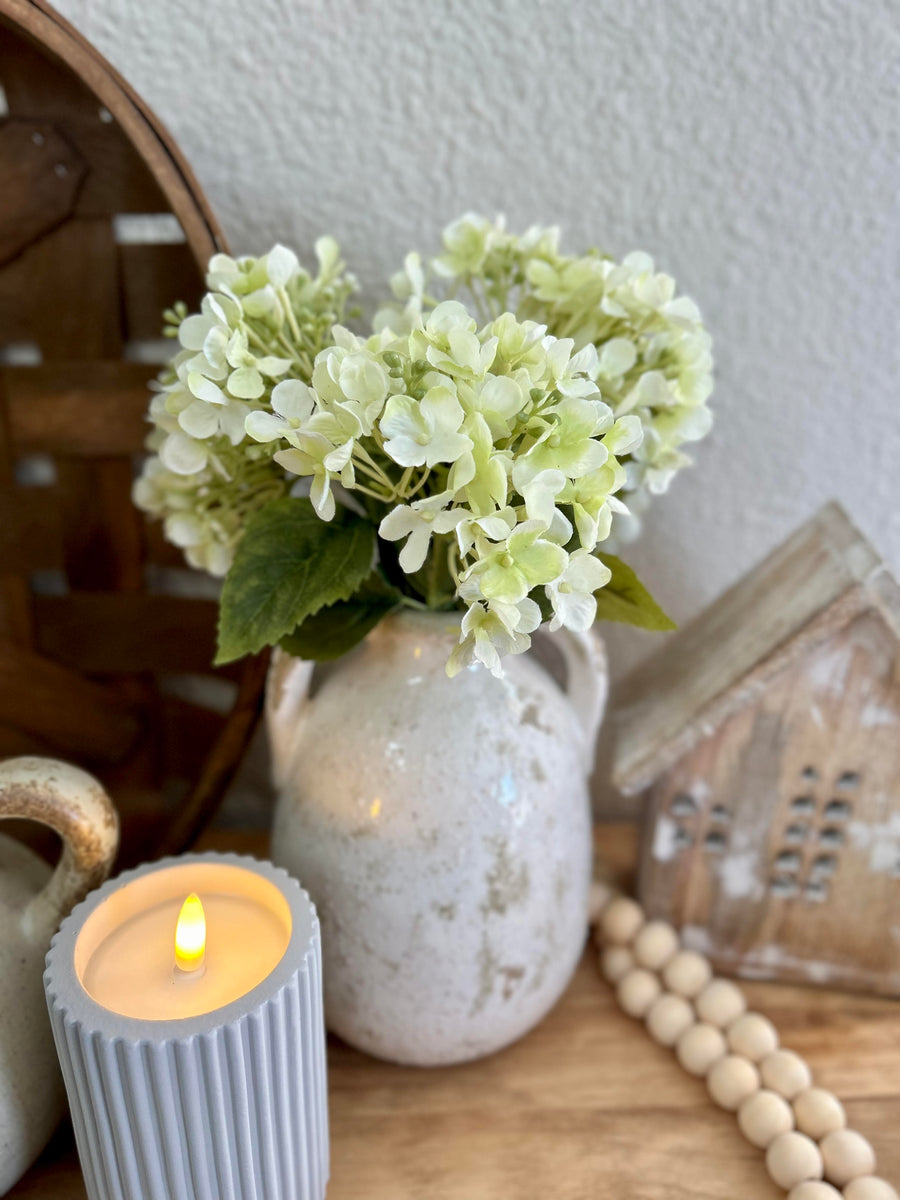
[0,757,118,1193]
[268,610,606,1066]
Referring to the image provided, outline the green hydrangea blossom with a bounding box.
[135,219,702,674]
[375,214,714,540]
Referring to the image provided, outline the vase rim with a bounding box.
[381,608,463,637]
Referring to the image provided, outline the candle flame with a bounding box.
[175,893,206,972]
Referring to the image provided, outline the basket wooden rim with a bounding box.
[0,0,225,265]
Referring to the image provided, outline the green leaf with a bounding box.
[216,498,376,664]
[278,572,403,661]
[593,553,676,631]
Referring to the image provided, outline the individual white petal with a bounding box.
[178,399,219,439]
[310,473,335,520]
[255,355,293,378]
[549,590,597,633]
[228,367,265,400]
[598,337,637,377]
[160,432,207,475]
[272,379,315,421]
[266,243,300,288]
[165,513,203,547]
[605,415,643,456]
[513,466,566,525]
[274,447,314,476]
[623,250,655,273]
[546,507,573,545]
[398,524,432,572]
[426,300,476,335]
[566,552,612,592]
[674,405,713,441]
[379,506,418,541]
[203,326,229,370]
[220,401,249,445]
[421,386,464,432]
[187,372,226,405]
[245,410,287,442]
[178,314,214,351]
[322,439,354,472]
[381,396,425,443]
[242,286,281,321]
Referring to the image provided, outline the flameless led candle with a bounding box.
[44,854,328,1200]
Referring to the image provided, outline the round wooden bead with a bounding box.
[588,879,615,925]
[601,896,645,945]
[632,920,680,970]
[646,994,694,1047]
[727,1012,779,1061]
[662,950,713,998]
[601,945,634,985]
[844,1178,900,1200]
[787,1184,842,1200]
[737,1088,795,1149]
[820,1129,877,1186]
[793,1087,847,1140]
[707,1054,760,1111]
[760,1049,813,1099]
[766,1131,824,1190]
[695,979,747,1028]
[676,1022,728,1077]
[617,968,661,1018]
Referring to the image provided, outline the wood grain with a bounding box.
[0,0,262,853]
[638,604,900,996]
[0,641,140,759]
[2,362,151,455]
[614,503,889,795]
[11,826,900,1199]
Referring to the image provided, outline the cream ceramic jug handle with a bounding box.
[0,756,119,943]
[542,627,608,772]
[266,649,317,790]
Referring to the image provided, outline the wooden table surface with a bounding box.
[12,825,900,1199]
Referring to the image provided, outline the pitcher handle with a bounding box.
[0,756,119,943]
[266,648,316,790]
[542,627,608,773]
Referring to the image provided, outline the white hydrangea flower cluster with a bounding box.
[245,300,641,676]
[133,239,357,574]
[375,214,713,540]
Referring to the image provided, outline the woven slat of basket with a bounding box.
[0,0,267,864]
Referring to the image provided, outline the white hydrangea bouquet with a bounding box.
[134,215,713,676]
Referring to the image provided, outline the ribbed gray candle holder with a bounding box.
[44,853,328,1200]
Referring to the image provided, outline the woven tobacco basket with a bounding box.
[0,0,267,863]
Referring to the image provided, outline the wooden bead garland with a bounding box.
[762,1050,814,1100]
[600,945,634,985]
[617,968,661,1018]
[592,892,895,1198]
[766,1132,825,1190]
[788,1182,843,1199]
[727,1012,780,1061]
[738,1089,795,1149]
[695,978,747,1028]
[632,920,679,970]
[708,1054,761,1111]
[646,993,694,1047]
[821,1131,877,1187]
[676,1022,727,1077]
[794,1089,847,1140]
[843,1179,900,1199]
[662,949,712,998]
[601,896,645,945]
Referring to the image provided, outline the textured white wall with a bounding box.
[57,0,899,687]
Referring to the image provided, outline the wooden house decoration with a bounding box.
[613,501,900,996]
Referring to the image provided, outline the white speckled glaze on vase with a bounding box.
[268,610,606,1066]
[0,757,118,1194]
